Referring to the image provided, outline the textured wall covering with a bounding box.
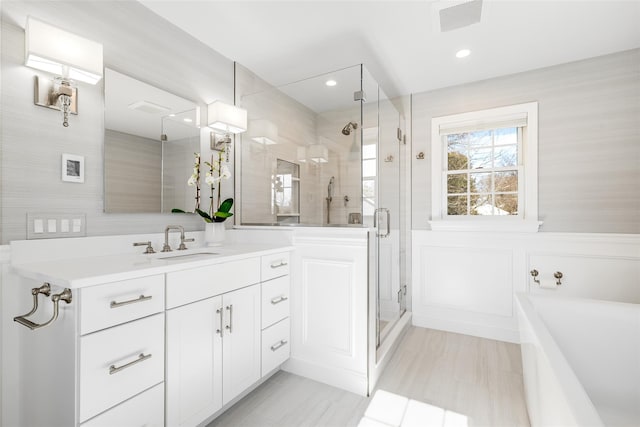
[411,49,640,233]
[0,1,234,244]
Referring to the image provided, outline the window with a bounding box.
[430,102,540,232]
[362,142,376,216]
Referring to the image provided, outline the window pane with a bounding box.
[362,144,376,159]
[494,145,517,167]
[446,133,468,154]
[495,194,518,215]
[471,194,492,215]
[363,159,376,177]
[469,148,492,169]
[447,173,467,194]
[495,171,518,192]
[468,130,492,148]
[447,195,468,215]
[495,127,518,146]
[447,151,468,171]
[470,172,491,193]
[362,179,375,198]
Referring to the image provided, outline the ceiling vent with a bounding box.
[436,0,483,32]
[128,100,171,114]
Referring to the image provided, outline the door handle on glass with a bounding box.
[225,305,233,333]
[375,208,391,237]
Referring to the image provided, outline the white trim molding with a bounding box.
[431,102,539,231]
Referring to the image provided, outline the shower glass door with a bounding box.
[362,68,403,349]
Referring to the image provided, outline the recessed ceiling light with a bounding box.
[183,118,193,123]
[169,114,176,117]
[456,49,471,59]
[325,79,337,87]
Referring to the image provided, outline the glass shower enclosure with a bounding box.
[235,63,407,356]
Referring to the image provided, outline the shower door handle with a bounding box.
[374,208,391,238]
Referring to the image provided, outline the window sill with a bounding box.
[428,219,543,233]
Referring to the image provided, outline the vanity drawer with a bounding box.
[262,275,290,329]
[166,257,260,309]
[81,383,164,427]
[79,313,165,423]
[262,318,290,376]
[79,275,165,335]
[261,252,290,282]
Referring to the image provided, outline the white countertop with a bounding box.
[12,244,294,289]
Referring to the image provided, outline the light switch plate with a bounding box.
[27,213,87,239]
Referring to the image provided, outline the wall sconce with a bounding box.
[25,16,103,127]
[208,101,247,154]
[250,119,278,145]
[308,144,329,163]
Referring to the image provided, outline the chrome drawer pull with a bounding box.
[110,294,152,309]
[270,261,288,269]
[270,295,288,305]
[109,353,152,375]
[270,339,288,352]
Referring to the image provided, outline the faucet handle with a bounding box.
[178,237,195,251]
[133,241,155,254]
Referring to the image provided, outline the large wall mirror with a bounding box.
[104,68,201,213]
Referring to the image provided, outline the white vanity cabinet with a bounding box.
[18,275,166,427]
[260,252,291,376]
[165,257,262,427]
[12,241,293,427]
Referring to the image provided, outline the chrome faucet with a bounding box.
[162,225,194,252]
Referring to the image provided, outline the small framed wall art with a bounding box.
[62,153,85,183]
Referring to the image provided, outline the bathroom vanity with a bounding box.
[11,239,292,427]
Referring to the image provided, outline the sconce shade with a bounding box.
[250,119,278,145]
[308,144,329,163]
[208,101,247,134]
[25,16,103,85]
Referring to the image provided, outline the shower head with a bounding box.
[341,121,358,136]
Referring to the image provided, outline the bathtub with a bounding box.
[516,293,640,427]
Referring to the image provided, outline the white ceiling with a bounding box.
[139,1,640,99]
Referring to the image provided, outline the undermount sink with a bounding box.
[155,250,220,261]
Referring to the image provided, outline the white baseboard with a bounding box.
[412,313,520,343]
[282,357,368,396]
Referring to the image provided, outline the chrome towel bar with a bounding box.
[14,285,72,330]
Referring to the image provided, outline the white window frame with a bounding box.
[430,102,542,232]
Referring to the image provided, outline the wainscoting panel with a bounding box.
[412,231,640,343]
[419,246,513,317]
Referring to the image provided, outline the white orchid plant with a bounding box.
[173,151,234,223]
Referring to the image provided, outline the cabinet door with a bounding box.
[166,296,223,427]
[222,284,261,405]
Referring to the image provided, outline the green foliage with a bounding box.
[213,198,234,223]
